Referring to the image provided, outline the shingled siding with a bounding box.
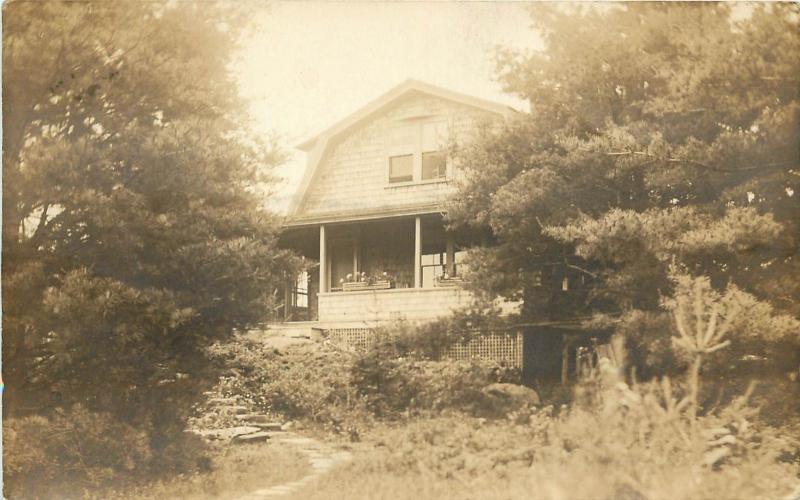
[298,93,499,217]
[317,287,473,323]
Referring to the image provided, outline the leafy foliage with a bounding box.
[448,3,800,372]
[2,0,301,485]
[211,326,520,438]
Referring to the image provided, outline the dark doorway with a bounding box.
[522,327,564,386]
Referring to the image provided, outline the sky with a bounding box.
[233,1,543,211]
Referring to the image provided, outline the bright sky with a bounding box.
[234,1,542,211]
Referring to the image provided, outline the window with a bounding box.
[421,252,445,288]
[422,151,446,180]
[389,154,413,183]
[421,122,447,181]
[386,121,448,184]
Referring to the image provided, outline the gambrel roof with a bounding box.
[288,79,517,220]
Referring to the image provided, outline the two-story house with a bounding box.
[276,79,620,381]
[280,79,515,326]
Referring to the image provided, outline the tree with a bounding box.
[2,0,299,450]
[448,3,799,375]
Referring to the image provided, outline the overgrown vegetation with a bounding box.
[3,2,299,497]
[211,327,520,439]
[271,279,798,499]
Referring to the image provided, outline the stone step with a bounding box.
[252,422,283,431]
[233,431,271,444]
[217,405,250,415]
[191,426,260,441]
[207,397,238,406]
[236,414,282,425]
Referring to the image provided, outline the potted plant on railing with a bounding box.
[434,269,465,287]
[340,271,395,291]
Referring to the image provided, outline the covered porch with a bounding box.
[280,213,474,325]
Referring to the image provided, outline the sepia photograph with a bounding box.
[2,1,799,498]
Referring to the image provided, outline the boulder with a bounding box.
[482,383,541,406]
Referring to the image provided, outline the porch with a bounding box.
[280,213,475,324]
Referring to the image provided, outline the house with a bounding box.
[277,79,618,379]
[280,79,515,325]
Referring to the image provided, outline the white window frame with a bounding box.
[385,119,449,186]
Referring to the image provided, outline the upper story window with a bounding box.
[389,154,413,183]
[421,122,447,180]
[387,120,448,184]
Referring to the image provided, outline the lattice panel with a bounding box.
[326,328,381,351]
[326,328,523,368]
[444,332,523,368]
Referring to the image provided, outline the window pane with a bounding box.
[389,154,413,183]
[422,151,446,180]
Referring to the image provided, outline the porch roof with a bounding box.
[283,202,443,228]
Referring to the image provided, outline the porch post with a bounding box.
[446,234,455,277]
[319,225,327,293]
[353,226,360,276]
[414,216,422,288]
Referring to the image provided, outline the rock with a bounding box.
[191,426,260,441]
[219,405,249,415]
[482,383,541,406]
[207,397,238,406]
[238,414,274,424]
[233,431,271,444]
[281,421,294,431]
[253,422,283,431]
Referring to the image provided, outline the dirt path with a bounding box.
[235,432,352,500]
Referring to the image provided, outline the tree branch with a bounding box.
[606,150,730,173]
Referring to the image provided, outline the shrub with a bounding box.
[210,325,523,434]
[350,353,518,418]
[210,339,367,433]
[4,406,153,498]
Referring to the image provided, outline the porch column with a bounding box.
[446,234,455,277]
[414,216,422,288]
[319,225,327,293]
[353,226,360,276]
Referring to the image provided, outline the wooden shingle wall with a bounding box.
[318,287,474,323]
[298,93,500,218]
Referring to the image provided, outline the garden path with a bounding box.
[235,432,352,499]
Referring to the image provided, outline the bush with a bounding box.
[350,352,518,418]
[3,405,212,499]
[314,369,799,500]
[4,406,153,498]
[210,323,523,435]
[522,366,800,500]
[210,339,365,431]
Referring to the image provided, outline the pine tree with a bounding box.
[2,1,300,443]
[448,3,799,375]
